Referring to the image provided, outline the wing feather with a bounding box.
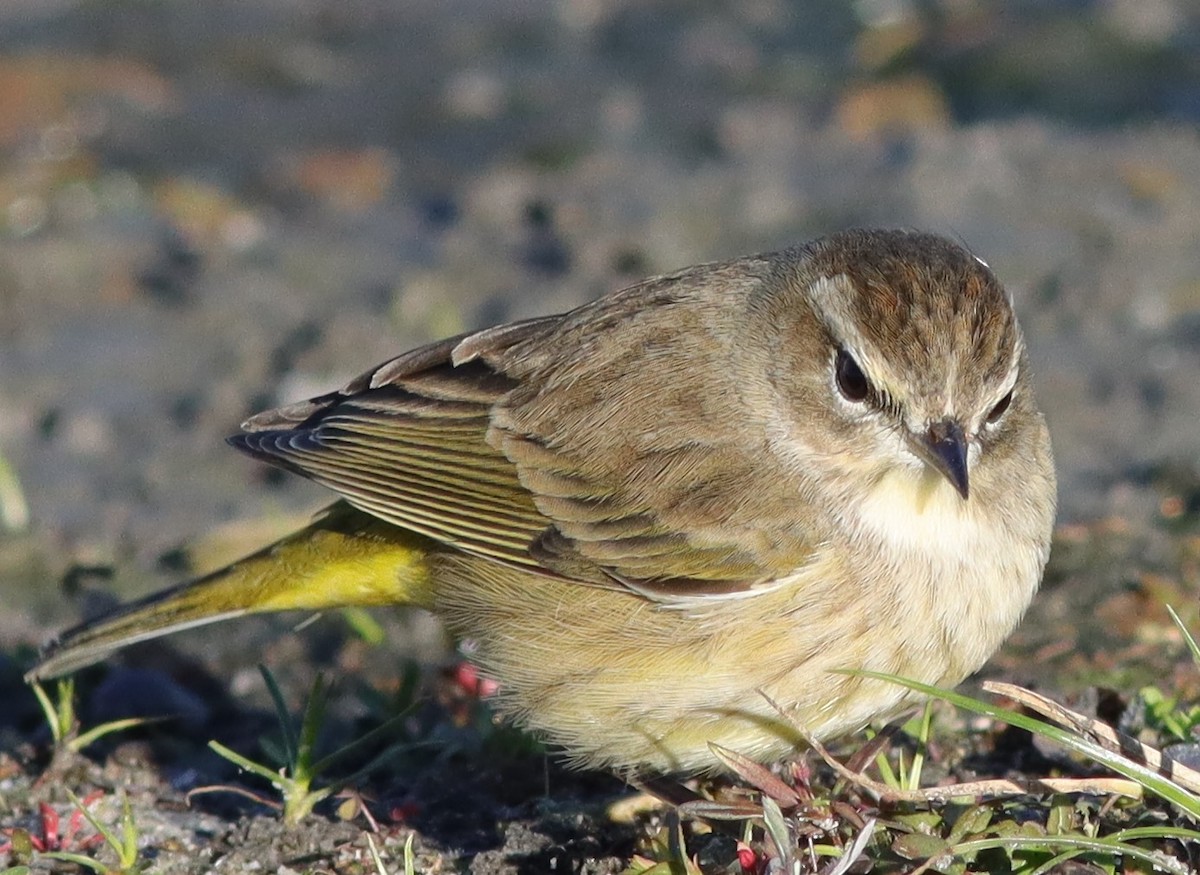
[232,263,818,601]
[232,325,558,571]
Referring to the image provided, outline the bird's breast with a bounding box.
[849,465,1044,679]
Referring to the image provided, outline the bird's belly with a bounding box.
[432,532,1036,774]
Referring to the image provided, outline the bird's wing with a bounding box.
[232,324,559,572]
[475,269,818,599]
[234,264,816,601]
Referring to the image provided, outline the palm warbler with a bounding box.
[30,228,1056,774]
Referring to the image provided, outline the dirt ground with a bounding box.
[2,2,1200,872]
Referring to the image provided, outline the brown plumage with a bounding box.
[32,229,1056,774]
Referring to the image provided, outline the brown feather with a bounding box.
[231,261,817,599]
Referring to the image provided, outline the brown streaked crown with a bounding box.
[787,229,1021,418]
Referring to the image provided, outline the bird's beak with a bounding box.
[912,418,970,500]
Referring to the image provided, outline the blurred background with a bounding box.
[1,0,1199,638]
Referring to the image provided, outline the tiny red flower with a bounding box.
[452,662,499,698]
[736,841,759,873]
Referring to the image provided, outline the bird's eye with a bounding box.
[834,349,870,402]
[986,389,1013,424]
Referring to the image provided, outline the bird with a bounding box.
[29,228,1056,775]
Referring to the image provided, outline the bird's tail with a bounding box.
[28,502,435,680]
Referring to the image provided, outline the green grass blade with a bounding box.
[71,716,160,752]
[851,670,1200,819]
[258,665,299,768]
[208,739,290,786]
[1166,604,1200,669]
[953,834,1190,874]
[295,673,330,777]
[309,709,413,776]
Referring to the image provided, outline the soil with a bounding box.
[2,2,1200,872]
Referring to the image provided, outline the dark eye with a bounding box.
[986,389,1013,424]
[835,349,870,402]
